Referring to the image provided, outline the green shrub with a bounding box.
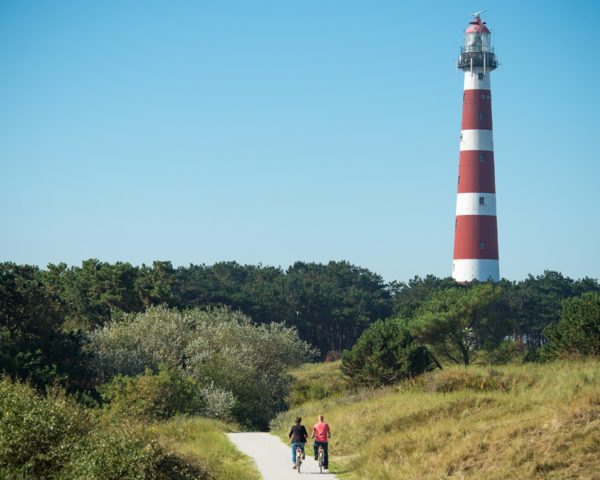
[341,318,435,387]
[60,422,208,480]
[0,377,87,479]
[0,376,208,480]
[98,365,206,421]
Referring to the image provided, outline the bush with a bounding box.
[543,292,600,359]
[341,318,435,387]
[91,306,316,428]
[98,365,207,421]
[60,423,208,480]
[0,378,86,479]
[184,311,317,428]
[89,306,194,379]
[0,376,208,480]
[199,383,235,419]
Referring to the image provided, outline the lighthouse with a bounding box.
[452,13,500,282]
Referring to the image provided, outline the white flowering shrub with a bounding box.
[89,306,194,379]
[199,384,235,419]
[90,305,317,427]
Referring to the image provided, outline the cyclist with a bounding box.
[311,414,331,469]
[288,416,308,469]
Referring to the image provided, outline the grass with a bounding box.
[272,360,600,479]
[153,417,261,480]
[285,360,345,407]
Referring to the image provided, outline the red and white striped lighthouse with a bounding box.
[453,13,500,282]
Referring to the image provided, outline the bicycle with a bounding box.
[295,445,303,473]
[317,445,325,474]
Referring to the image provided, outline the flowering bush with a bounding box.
[91,306,316,427]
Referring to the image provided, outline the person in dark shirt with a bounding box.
[288,416,308,468]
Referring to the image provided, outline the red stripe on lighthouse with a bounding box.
[461,90,493,131]
[458,151,496,193]
[453,215,499,259]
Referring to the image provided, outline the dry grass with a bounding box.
[272,360,600,479]
[153,417,261,480]
[286,360,345,407]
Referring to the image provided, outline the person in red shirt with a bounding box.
[311,415,331,469]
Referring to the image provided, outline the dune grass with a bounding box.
[286,360,345,407]
[273,360,600,479]
[153,417,261,480]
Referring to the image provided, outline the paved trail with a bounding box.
[227,432,339,480]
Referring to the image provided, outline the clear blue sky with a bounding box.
[1,0,599,282]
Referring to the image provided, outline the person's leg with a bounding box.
[323,442,329,468]
[291,443,297,463]
[300,443,305,459]
[314,441,319,460]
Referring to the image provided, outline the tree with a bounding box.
[390,275,457,319]
[543,292,600,358]
[135,261,176,307]
[0,263,91,390]
[174,262,288,325]
[409,284,506,366]
[283,261,393,357]
[341,318,435,387]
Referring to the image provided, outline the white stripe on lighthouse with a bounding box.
[455,192,497,216]
[452,259,499,283]
[460,129,494,151]
[463,69,491,90]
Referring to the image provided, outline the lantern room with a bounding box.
[457,13,497,72]
[464,15,492,53]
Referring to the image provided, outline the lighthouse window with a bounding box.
[478,112,485,121]
[479,196,485,205]
[480,241,486,250]
[458,176,460,185]
[479,153,485,162]
[478,73,484,80]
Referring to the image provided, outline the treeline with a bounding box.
[2,259,392,359]
[2,260,599,392]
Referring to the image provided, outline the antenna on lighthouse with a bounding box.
[470,10,487,19]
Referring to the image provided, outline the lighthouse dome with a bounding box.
[464,15,492,53]
[466,16,491,34]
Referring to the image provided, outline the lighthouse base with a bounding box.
[452,259,499,283]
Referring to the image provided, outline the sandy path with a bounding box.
[227,432,339,479]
